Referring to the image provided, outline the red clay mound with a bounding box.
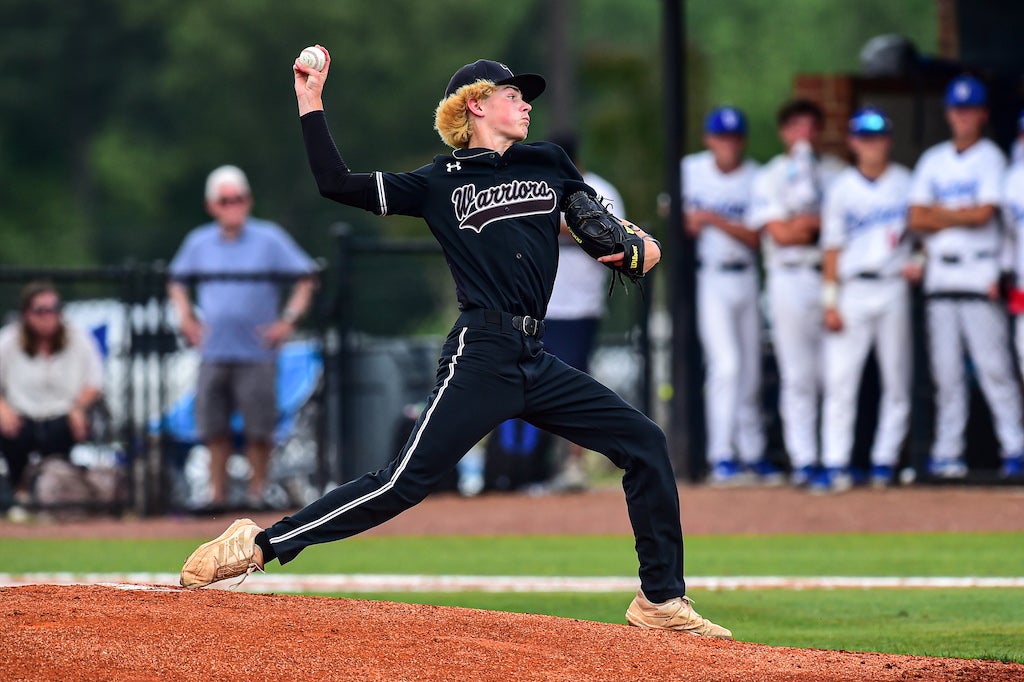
[2,585,1021,682]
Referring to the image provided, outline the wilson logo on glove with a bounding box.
[560,183,658,295]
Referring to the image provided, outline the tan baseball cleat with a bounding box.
[180,518,264,588]
[625,590,733,639]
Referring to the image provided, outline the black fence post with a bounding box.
[328,222,354,485]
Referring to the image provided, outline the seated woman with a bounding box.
[0,281,104,510]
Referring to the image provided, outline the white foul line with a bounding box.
[1,573,1024,593]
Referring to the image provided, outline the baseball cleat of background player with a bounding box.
[1002,455,1024,479]
[747,460,786,486]
[928,457,968,480]
[790,464,817,487]
[180,518,264,588]
[626,591,733,639]
[707,461,752,488]
[870,465,894,488]
[808,466,853,495]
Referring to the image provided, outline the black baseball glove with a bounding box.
[561,182,655,291]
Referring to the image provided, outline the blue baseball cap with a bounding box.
[945,75,987,108]
[704,106,747,135]
[848,107,893,136]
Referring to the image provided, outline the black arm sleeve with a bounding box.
[300,110,379,213]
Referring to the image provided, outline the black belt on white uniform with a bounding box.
[939,251,997,265]
[697,260,750,273]
[779,262,822,272]
[457,308,546,338]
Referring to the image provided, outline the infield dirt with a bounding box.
[3,484,1024,681]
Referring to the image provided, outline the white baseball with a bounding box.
[298,45,326,72]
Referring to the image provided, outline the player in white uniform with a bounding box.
[748,99,846,485]
[818,108,913,492]
[683,106,770,486]
[908,75,1024,479]
[545,133,625,491]
[998,109,1024,480]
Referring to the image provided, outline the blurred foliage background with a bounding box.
[0,0,936,276]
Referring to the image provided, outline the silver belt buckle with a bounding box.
[521,315,539,336]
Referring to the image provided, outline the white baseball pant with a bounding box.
[767,266,823,469]
[821,279,911,468]
[697,266,765,465]
[927,297,1024,460]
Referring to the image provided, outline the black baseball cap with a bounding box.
[444,59,546,102]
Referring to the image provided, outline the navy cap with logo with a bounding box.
[945,75,987,108]
[704,106,747,135]
[444,59,546,103]
[848,106,893,136]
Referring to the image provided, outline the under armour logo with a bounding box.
[446,162,462,173]
[955,82,971,100]
[722,110,738,128]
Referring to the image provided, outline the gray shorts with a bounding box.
[195,361,277,441]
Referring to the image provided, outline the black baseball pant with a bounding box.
[265,309,686,602]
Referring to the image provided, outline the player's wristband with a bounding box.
[822,281,839,309]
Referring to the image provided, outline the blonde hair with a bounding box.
[434,80,496,149]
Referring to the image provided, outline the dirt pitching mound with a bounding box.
[3,585,1021,682]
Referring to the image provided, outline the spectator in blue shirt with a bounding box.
[168,165,316,511]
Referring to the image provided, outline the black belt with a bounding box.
[780,262,822,272]
[456,309,546,338]
[853,272,880,280]
[698,260,751,273]
[925,291,992,301]
[939,252,996,265]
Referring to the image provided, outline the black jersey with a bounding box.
[301,111,585,318]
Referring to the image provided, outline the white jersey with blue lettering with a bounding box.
[821,164,912,281]
[747,150,847,270]
[908,138,1006,294]
[682,151,760,267]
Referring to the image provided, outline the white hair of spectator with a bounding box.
[205,165,251,202]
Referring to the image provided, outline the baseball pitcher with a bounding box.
[179,51,731,638]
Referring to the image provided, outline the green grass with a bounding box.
[3,532,1023,577]
[317,589,1024,663]
[4,532,1023,663]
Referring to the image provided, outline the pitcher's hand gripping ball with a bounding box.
[298,45,327,71]
[561,182,651,286]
